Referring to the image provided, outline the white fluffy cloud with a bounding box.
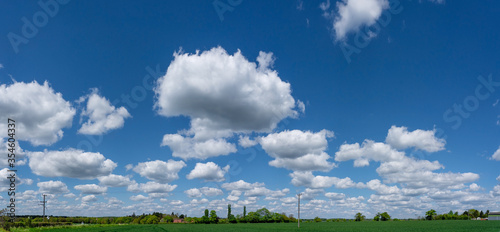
[37,180,69,194]
[221,180,265,191]
[248,187,289,200]
[186,162,229,182]
[221,180,288,200]
[155,47,298,137]
[184,187,223,198]
[290,171,362,189]
[269,152,336,172]
[260,130,333,159]
[82,195,98,203]
[129,182,177,193]
[238,136,258,148]
[162,135,236,160]
[97,174,135,187]
[78,90,131,135]
[0,81,75,146]
[200,187,224,197]
[260,130,336,171]
[132,160,186,183]
[333,126,481,202]
[130,194,150,202]
[376,157,479,189]
[28,149,116,179]
[185,188,203,198]
[492,185,500,196]
[335,139,404,167]
[491,146,500,161]
[365,179,400,195]
[190,198,209,205]
[155,47,301,160]
[469,183,480,191]
[74,184,107,195]
[325,0,389,40]
[325,192,346,200]
[385,126,445,152]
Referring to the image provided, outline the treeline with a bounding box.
[0,205,298,230]
[426,209,491,220]
[187,206,297,224]
[0,211,183,230]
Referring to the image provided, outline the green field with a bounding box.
[11,221,500,232]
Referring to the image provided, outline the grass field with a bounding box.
[11,221,500,232]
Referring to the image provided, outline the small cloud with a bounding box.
[493,99,499,107]
[297,100,306,114]
[0,64,4,69]
[492,146,500,161]
[428,0,445,4]
[319,0,330,11]
[296,0,304,10]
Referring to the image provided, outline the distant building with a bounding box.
[488,212,500,221]
[173,218,184,223]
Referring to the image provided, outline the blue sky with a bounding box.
[1,0,500,219]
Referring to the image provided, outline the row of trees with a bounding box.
[426,209,491,220]
[189,205,297,224]
[353,212,391,222]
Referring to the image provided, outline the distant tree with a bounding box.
[146,215,159,224]
[281,213,290,223]
[374,213,381,221]
[480,211,484,218]
[314,217,322,222]
[227,204,236,223]
[163,215,173,223]
[247,212,260,223]
[243,206,247,218]
[380,212,391,221]
[426,209,437,220]
[469,209,479,219]
[152,212,162,218]
[256,208,271,222]
[210,210,218,223]
[448,210,454,215]
[355,212,365,221]
[486,210,490,217]
[202,209,210,224]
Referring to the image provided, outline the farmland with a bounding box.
[10,221,500,232]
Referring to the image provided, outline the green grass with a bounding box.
[11,221,500,232]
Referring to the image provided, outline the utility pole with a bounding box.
[297,193,302,228]
[39,194,47,218]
